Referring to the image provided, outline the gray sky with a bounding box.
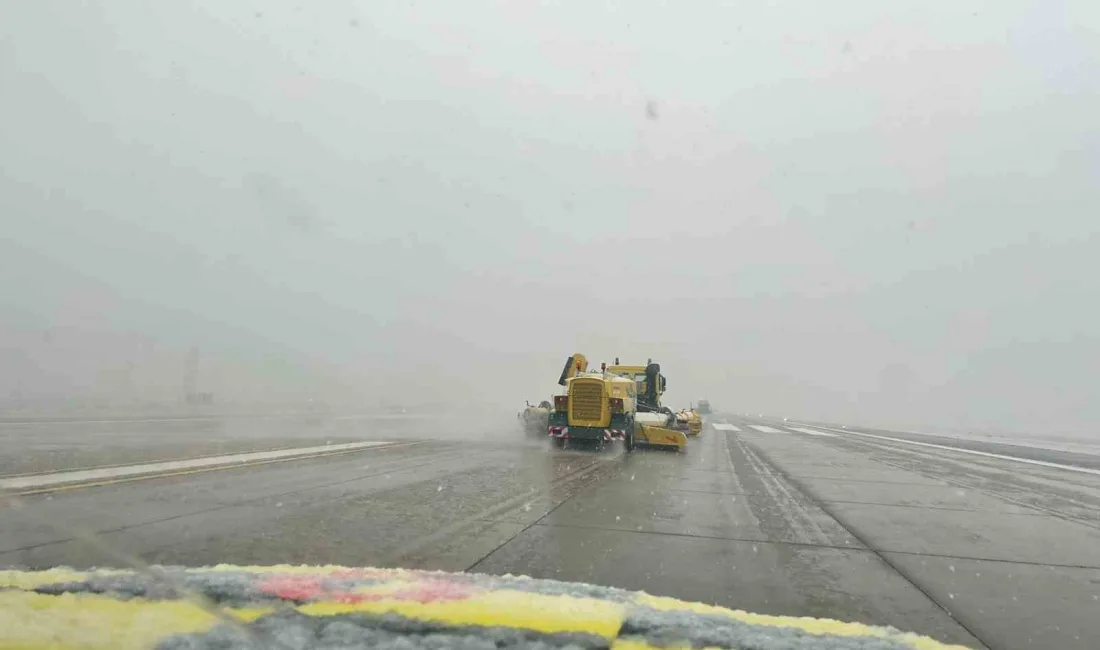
[2,1,1098,434]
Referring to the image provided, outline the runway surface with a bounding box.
[3,412,1098,649]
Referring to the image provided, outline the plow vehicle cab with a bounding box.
[606,359,666,414]
[606,358,688,451]
[548,354,638,449]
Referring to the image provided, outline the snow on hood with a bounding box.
[0,565,971,649]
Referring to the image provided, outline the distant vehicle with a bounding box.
[697,399,711,414]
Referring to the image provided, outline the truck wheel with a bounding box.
[624,420,635,452]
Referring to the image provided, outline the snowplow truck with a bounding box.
[675,408,703,436]
[605,359,688,451]
[547,354,638,449]
[697,399,712,415]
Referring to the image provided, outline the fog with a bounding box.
[2,1,1098,436]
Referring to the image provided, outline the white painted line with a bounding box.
[812,426,1100,477]
[748,425,783,433]
[0,441,395,490]
[787,427,837,437]
[713,424,741,432]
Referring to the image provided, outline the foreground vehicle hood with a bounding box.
[1,565,968,649]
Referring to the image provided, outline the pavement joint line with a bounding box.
[462,456,626,573]
[687,466,923,484]
[872,457,1100,532]
[2,442,428,497]
[391,455,610,570]
[811,424,1100,476]
[459,453,642,576]
[669,487,768,496]
[695,470,946,486]
[739,437,995,650]
[878,548,1100,571]
[0,445,463,555]
[830,432,1100,532]
[818,498,1055,517]
[785,475,951,487]
[1,441,406,491]
[499,520,1100,571]
[527,520,872,553]
[674,468,783,477]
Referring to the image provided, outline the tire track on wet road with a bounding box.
[739,435,994,649]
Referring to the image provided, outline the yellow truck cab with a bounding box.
[548,355,638,448]
[606,359,667,413]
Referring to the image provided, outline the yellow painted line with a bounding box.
[4,442,423,497]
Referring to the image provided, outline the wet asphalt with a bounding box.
[2,413,1099,650]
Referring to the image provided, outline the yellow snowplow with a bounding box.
[634,412,689,449]
[545,353,686,451]
[547,353,637,448]
[675,408,703,436]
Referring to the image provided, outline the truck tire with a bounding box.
[624,419,635,452]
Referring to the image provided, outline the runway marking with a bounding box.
[748,425,783,433]
[812,426,1100,476]
[787,427,837,437]
[0,442,396,491]
[713,424,740,432]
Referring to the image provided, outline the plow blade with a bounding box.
[636,424,688,451]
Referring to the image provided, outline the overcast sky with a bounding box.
[2,1,1098,434]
